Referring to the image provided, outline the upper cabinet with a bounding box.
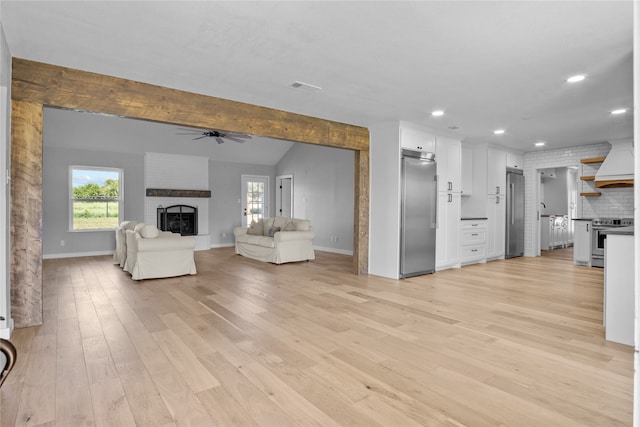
[461,146,473,196]
[436,136,462,193]
[400,122,436,153]
[487,147,506,195]
[506,151,523,170]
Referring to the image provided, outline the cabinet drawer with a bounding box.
[461,221,487,230]
[461,229,486,244]
[461,244,486,262]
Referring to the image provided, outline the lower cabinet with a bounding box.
[436,192,461,270]
[460,219,487,265]
[487,194,505,259]
[573,220,592,266]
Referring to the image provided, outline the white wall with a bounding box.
[542,168,569,215]
[276,142,354,254]
[0,15,12,337]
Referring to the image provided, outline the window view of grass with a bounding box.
[72,167,121,230]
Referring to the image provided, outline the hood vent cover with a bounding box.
[594,139,634,188]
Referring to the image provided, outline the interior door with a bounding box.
[275,175,293,218]
[241,175,269,226]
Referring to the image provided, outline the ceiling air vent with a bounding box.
[290,81,322,92]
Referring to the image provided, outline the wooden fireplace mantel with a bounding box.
[146,188,211,198]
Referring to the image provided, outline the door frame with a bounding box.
[275,174,294,218]
[241,174,270,226]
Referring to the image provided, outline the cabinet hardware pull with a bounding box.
[472,233,478,236]
[471,249,478,252]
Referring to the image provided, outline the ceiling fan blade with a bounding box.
[215,137,225,144]
[224,136,246,143]
[192,135,207,140]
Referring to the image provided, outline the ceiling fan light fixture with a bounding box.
[566,74,586,83]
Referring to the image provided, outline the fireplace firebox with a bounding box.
[157,205,198,236]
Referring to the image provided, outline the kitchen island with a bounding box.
[602,226,634,345]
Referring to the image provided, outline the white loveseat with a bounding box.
[234,216,315,264]
[118,222,197,280]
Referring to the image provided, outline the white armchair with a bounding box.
[123,224,197,280]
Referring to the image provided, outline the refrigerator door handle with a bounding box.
[434,175,439,229]
[511,183,515,224]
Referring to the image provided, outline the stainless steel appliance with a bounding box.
[505,170,525,258]
[400,149,437,278]
[591,218,634,267]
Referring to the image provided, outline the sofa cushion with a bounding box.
[282,221,297,231]
[262,218,275,236]
[134,223,145,233]
[267,226,281,237]
[140,224,160,238]
[293,219,311,231]
[236,233,276,248]
[247,219,264,236]
[120,221,138,230]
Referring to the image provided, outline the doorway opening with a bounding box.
[242,175,270,226]
[275,174,293,218]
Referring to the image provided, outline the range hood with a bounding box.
[594,139,634,188]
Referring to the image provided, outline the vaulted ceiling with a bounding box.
[1,1,634,153]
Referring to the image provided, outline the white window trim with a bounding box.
[69,165,124,232]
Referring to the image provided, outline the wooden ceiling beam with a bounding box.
[12,58,370,151]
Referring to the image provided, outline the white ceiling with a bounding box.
[1,1,634,154]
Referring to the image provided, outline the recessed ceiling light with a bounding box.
[493,129,505,135]
[535,141,546,147]
[431,110,445,117]
[566,74,586,83]
[610,108,627,115]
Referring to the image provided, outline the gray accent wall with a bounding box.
[209,160,275,247]
[276,143,354,254]
[42,147,144,257]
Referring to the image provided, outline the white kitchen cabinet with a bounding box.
[506,151,523,170]
[461,146,473,196]
[436,191,461,270]
[486,194,505,259]
[436,136,462,193]
[604,233,634,345]
[400,122,436,153]
[487,147,506,195]
[460,219,487,265]
[573,220,592,266]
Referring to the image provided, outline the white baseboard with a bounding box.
[313,246,353,256]
[209,243,235,249]
[0,318,14,339]
[43,250,115,259]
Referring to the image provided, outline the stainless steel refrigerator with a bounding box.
[400,149,437,278]
[505,170,525,258]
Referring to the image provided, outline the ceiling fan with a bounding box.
[177,128,252,144]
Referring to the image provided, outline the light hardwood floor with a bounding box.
[1,248,632,426]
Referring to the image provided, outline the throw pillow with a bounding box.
[140,224,160,238]
[247,219,264,236]
[134,223,145,233]
[268,226,281,237]
[282,221,297,231]
[294,220,311,231]
[263,218,275,236]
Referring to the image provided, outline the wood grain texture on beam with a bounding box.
[12,58,370,151]
[353,150,369,274]
[10,100,43,328]
[11,57,370,278]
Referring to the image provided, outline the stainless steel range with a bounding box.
[591,218,634,267]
